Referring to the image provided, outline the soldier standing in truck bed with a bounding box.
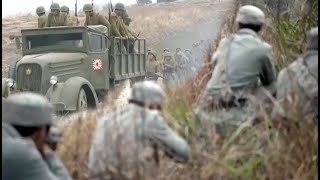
[36,6,47,28]
[83,4,111,30]
[60,5,79,26]
[46,3,68,27]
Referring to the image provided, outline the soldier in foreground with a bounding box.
[146,49,161,81]
[83,4,110,30]
[36,6,47,28]
[46,3,68,27]
[2,93,71,180]
[197,5,276,138]
[88,81,191,179]
[60,5,79,26]
[275,27,318,117]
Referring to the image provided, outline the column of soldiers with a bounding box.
[145,44,206,85]
[36,2,138,53]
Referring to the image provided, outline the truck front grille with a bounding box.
[17,63,42,92]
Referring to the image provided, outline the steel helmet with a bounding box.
[148,50,157,58]
[50,3,60,10]
[2,92,54,127]
[130,81,165,105]
[83,4,94,12]
[115,3,125,11]
[36,6,46,14]
[60,6,69,13]
[236,5,265,25]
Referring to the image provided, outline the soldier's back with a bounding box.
[89,104,156,178]
[277,51,318,106]
[208,29,272,91]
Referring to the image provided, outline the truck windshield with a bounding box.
[25,33,83,50]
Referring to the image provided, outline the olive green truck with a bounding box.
[2,25,146,112]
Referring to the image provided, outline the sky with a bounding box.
[2,0,153,17]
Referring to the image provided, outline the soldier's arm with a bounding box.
[98,15,111,29]
[38,19,44,28]
[41,19,47,28]
[44,146,72,180]
[63,15,68,26]
[45,14,52,27]
[3,139,69,180]
[109,16,122,37]
[118,18,130,37]
[145,113,192,163]
[127,28,137,38]
[84,16,89,26]
[259,48,277,94]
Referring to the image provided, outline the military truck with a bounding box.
[2,25,146,112]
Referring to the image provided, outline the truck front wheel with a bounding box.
[77,88,88,111]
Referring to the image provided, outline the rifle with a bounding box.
[75,0,78,16]
[109,0,113,21]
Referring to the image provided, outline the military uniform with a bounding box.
[36,6,47,28]
[175,51,188,82]
[162,53,177,85]
[88,81,191,179]
[276,27,318,116]
[45,3,68,27]
[2,93,71,180]
[85,12,110,29]
[197,5,276,138]
[46,13,68,27]
[146,50,160,81]
[60,6,79,26]
[83,4,110,30]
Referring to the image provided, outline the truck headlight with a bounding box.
[5,78,15,88]
[49,76,58,85]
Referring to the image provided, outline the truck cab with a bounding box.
[3,25,146,112]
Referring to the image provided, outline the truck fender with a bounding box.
[46,76,98,111]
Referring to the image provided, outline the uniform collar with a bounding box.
[237,28,259,38]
